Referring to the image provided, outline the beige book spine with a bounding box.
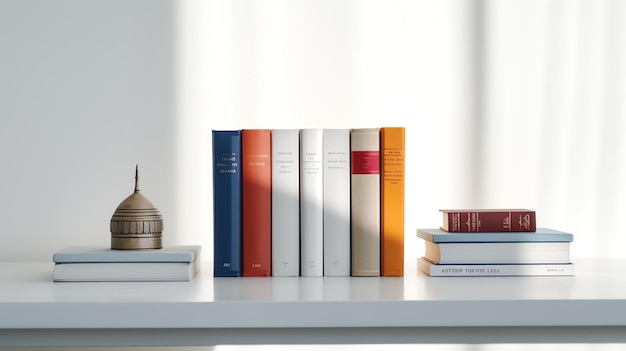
[351,128,381,276]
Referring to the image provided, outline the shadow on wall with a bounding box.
[0,0,178,261]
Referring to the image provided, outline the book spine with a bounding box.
[351,128,381,276]
[271,129,300,277]
[53,246,201,263]
[212,130,242,277]
[300,129,324,277]
[381,127,405,276]
[242,129,272,277]
[426,241,571,264]
[417,258,575,277]
[323,129,351,277]
[442,210,536,232]
[416,228,574,243]
[53,261,199,282]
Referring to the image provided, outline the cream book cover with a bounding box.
[351,128,380,276]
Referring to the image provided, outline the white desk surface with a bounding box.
[1,259,625,346]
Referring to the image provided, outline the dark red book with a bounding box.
[440,209,536,232]
[242,129,272,276]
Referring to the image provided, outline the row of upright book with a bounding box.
[417,209,575,276]
[213,128,405,277]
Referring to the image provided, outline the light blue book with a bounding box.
[53,245,201,263]
[416,228,573,243]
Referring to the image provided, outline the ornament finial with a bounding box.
[134,164,140,192]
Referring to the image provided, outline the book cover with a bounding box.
[323,129,350,277]
[351,128,380,276]
[242,129,272,277]
[440,209,536,232]
[53,245,201,263]
[53,260,200,282]
[416,228,574,243]
[271,129,300,277]
[381,127,405,276]
[300,129,324,277]
[424,241,571,264]
[417,257,575,277]
[212,130,242,277]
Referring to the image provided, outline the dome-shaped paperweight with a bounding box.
[110,166,163,250]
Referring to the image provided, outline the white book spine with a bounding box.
[323,129,351,276]
[271,129,300,276]
[300,129,324,277]
[351,128,380,276]
[417,258,576,276]
[426,241,571,264]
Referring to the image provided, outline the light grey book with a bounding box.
[300,129,324,277]
[271,129,301,277]
[53,259,200,282]
[417,228,574,243]
[423,240,571,264]
[53,245,201,263]
[323,129,351,277]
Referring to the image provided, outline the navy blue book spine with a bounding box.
[212,130,242,277]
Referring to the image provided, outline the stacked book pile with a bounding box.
[213,128,405,277]
[53,245,201,282]
[417,209,575,276]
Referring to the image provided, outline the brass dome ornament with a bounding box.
[110,165,163,250]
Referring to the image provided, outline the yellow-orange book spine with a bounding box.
[381,127,405,276]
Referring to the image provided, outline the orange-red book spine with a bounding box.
[381,127,405,276]
[242,129,272,276]
[440,209,536,232]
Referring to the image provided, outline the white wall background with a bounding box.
[1,0,626,350]
[3,0,621,263]
[0,0,178,260]
[175,0,477,271]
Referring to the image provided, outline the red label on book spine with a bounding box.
[352,151,380,174]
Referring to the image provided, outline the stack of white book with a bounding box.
[416,228,575,276]
[53,245,201,282]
